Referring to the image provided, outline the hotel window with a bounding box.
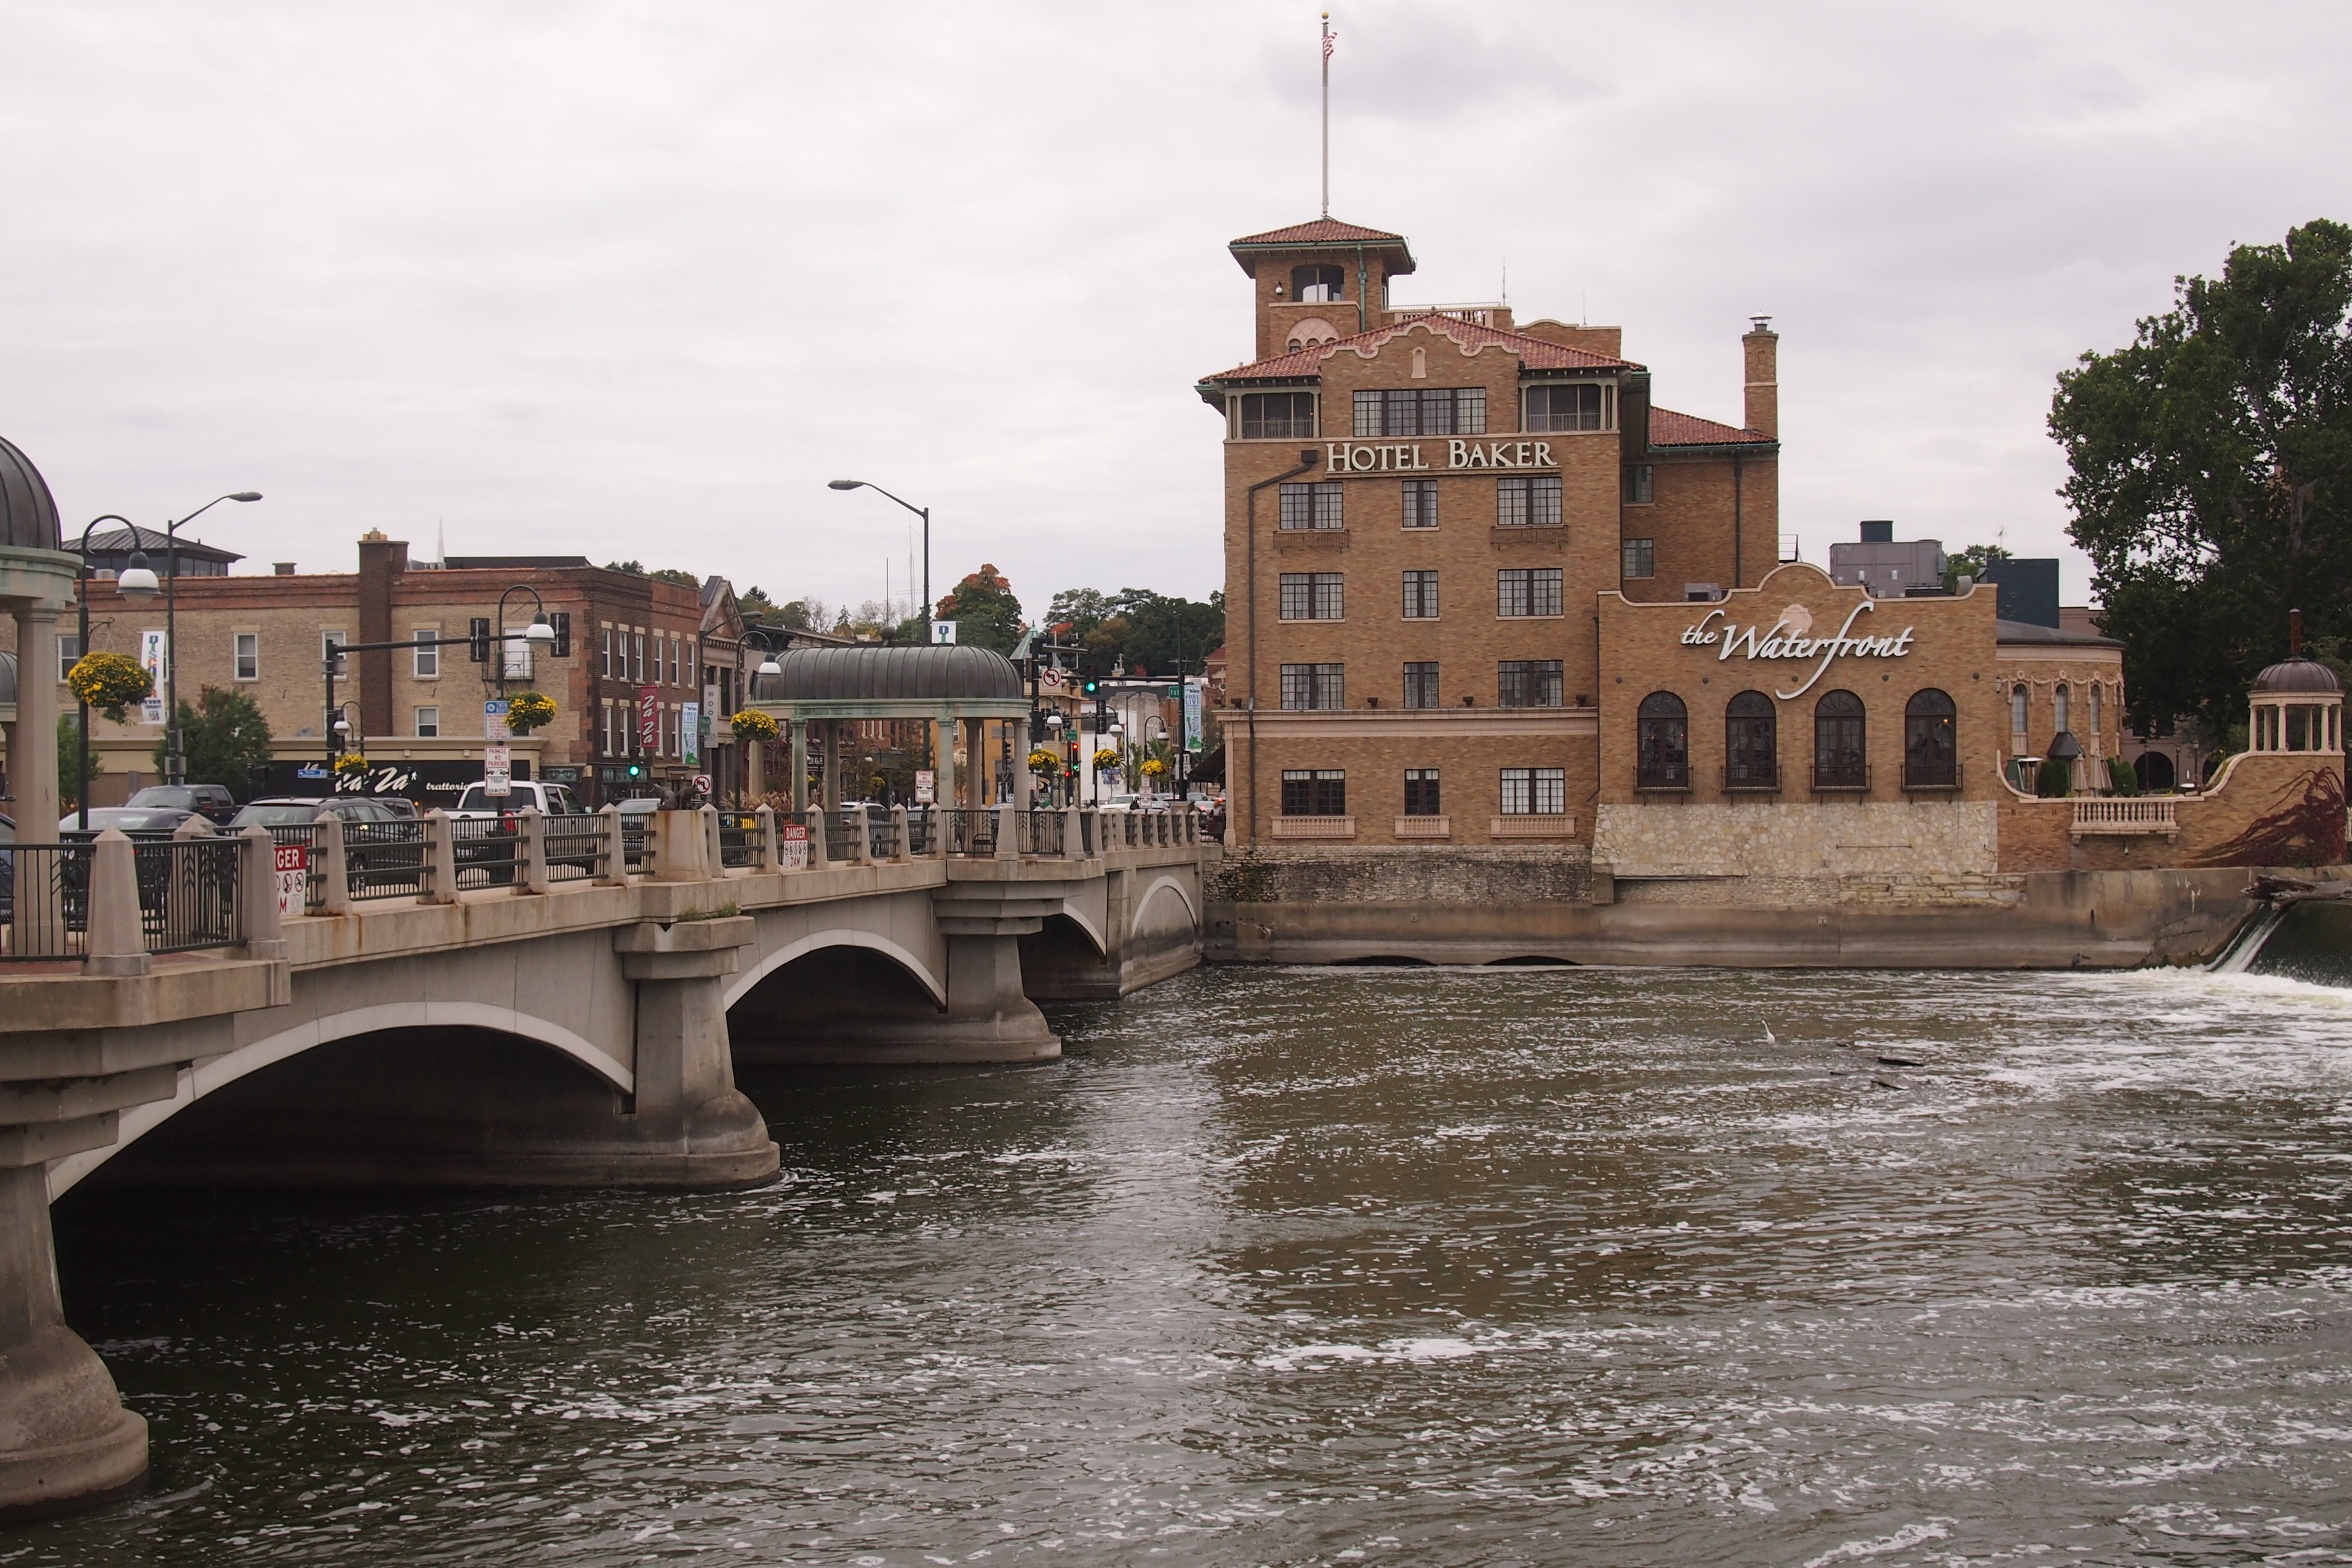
[414,706,439,738]
[234,632,259,682]
[1814,690,1868,788]
[57,633,83,682]
[1238,391,1316,439]
[2011,683,2029,734]
[2053,684,2071,735]
[1622,538,1656,580]
[674,636,685,685]
[1525,382,1611,433]
[1279,572,1344,621]
[1496,568,1563,617]
[1353,387,1486,438]
[1637,692,1690,789]
[1402,661,1441,709]
[1401,478,1439,528]
[1498,659,1563,709]
[1291,264,1344,303]
[1401,570,1439,619]
[1500,766,1567,816]
[1279,662,1345,710]
[2089,684,2102,736]
[1404,768,1442,816]
[1903,689,1959,788]
[1624,465,1654,504]
[1725,691,1778,789]
[1495,475,1563,528]
[413,629,439,679]
[1281,768,1347,815]
[1279,481,1345,531]
[322,630,347,677]
[601,626,613,678]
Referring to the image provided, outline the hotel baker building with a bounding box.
[1198,216,2222,887]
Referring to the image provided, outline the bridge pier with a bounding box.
[610,917,781,1186]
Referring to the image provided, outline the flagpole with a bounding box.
[1320,12,1330,218]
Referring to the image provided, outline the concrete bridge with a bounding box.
[0,801,1214,1518]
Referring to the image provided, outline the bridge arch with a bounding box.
[1132,872,1202,929]
[48,1003,634,1200]
[724,929,946,1011]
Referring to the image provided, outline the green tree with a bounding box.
[151,686,276,799]
[2051,218,2352,739]
[1043,586,1223,677]
[935,563,1024,655]
[57,713,83,812]
[603,559,645,574]
[736,583,778,617]
[650,568,700,590]
[1943,543,2012,593]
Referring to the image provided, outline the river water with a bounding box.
[25,959,2352,1566]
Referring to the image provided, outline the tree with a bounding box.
[57,713,82,812]
[151,687,275,798]
[650,568,700,589]
[1944,543,2012,593]
[604,559,645,574]
[737,583,779,617]
[935,563,1024,655]
[2051,218,2352,740]
[1042,585,1223,677]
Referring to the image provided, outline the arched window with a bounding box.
[1637,692,1689,790]
[1284,317,1341,352]
[2137,751,2176,791]
[1292,264,1345,303]
[2010,683,2028,735]
[2054,683,2070,735]
[2088,683,2102,738]
[1814,689,1867,789]
[1725,690,1777,789]
[1903,689,1958,788]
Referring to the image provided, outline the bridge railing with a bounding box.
[543,814,607,884]
[1014,810,1064,857]
[345,820,428,900]
[2,834,251,960]
[1,843,92,959]
[450,816,521,891]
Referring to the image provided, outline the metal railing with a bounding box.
[136,838,247,954]
[451,816,520,890]
[907,806,935,858]
[1015,810,1064,856]
[544,814,607,882]
[717,811,758,869]
[345,820,427,899]
[1,843,93,960]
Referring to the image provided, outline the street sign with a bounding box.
[1040,666,1065,690]
[484,743,512,798]
[638,686,659,750]
[274,842,309,916]
[930,620,958,645]
[777,822,810,870]
[914,769,936,804]
[691,773,711,798]
[483,698,511,741]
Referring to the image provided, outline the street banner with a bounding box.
[274,842,309,916]
[777,821,810,870]
[681,701,701,766]
[483,698,510,740]
[638,686,659,750]
[1183,679,1204,752]
[484,743,512,798]
[915,769,936,805]
[140,629,168,723]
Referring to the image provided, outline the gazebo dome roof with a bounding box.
[753,644,1024,703]
[2251,656,2342,696]
[0,436,61,552]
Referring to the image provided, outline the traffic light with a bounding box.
[625,762,645,780]
[1081,677,1100,696]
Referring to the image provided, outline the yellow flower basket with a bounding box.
[505,690,557,735]
[1140,757,1169,779]
[334,752,370,780]
[1028,747,1060,774]
[67,652,153,722]
[731,709,780,744]
[1092,748,1121,772]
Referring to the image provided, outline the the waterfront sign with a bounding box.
[1679,602,1915,700]
[1325,439,1558,473]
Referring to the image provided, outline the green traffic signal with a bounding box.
[1082,678,1100,695]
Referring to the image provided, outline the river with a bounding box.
[22,958,2352,1566]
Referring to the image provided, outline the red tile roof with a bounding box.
[1649,407,1774,446]
[1201,311,1640,385]
[1230,218,1408,247]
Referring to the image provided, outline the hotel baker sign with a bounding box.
[1680,601,1916,700]
[1325,439,1560,473]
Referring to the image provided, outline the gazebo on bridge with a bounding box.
[747,644,1037,813]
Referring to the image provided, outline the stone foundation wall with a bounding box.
[1594,799,1998,879]
[1612,872,2026,909]
[1209,845,1597,907]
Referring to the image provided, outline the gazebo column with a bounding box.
[12,605,58,838]
[1014,722,1033,810]
[935,712,956,818]
[822,720,839,810]
[788,720,808,813]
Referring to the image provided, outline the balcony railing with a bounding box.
[1724,763,1781,793]
[1901,760,1964,792]
[1490,813,1577,837]
[1812,762,1871,793]
[1271,814,1355,839]
[1394,814,1451,839]
[2071,797,2178,839]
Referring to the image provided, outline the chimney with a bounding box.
[1743,315,1778,438]
[273,562,295,576]
[356,534,410,751]
[1860,520,1893,543]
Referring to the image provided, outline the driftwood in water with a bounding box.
[2249,874,2352,907]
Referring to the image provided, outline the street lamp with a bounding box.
[113,491,263,783]
[69,515,134,832]
[495,585,555,697]
[828,480,930,630]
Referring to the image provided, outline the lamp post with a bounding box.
[115,492,263,783]
[827,480,930,631]
[737,627,789,803]
[493,586,557,698]
[320,591,550,777]
[69,515,134,832]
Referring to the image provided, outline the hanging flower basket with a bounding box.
[505,690,557,735]
[1140,756,1169,779]
[731,709,780,744]
[334,752,371,780]
[67,652,153,722]
[1093,747,1122,773]
[1028,747,1060,775]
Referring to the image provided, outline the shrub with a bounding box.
[2106,754,2139,796]
[2035,757,2072,798]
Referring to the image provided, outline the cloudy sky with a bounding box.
[5,2,2347,617]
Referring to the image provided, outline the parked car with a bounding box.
[449,782,588,819]
[1098,794,1171,813]
[231,796,426,893]
[124,783,239,824]
[58,806,202,837]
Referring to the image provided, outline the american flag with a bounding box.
[1323,26,1336,60]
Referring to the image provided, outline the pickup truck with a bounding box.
[447,782,594,882]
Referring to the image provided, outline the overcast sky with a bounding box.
[5,2,2348,617]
